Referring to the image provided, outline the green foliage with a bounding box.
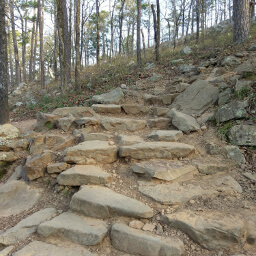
[235,86,249,100]
[242,72,256,80]
[218,122,233,141]
[44,121,53,130]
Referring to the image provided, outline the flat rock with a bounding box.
[242,172,256,182]
[229,125,256,146]
[111,223,185,256]
[92,88,124,104]
[0,208,57,245]
[195,163,227,175]
[147,130,183,142]
[64,140,118,164]
[13,241,97,256]
[152,107,170,117]
[170,80,219,116]
[116,134,144,146]
[0,181,40,217]
[235,59,256,74]
[132,160,197,181]
[57,165,111,186]
[25,151,56,180]
[75,117,99,126]
[221,56,241,66]
[0,152,18,162]
[122,105,151,115]
[139,183,216,205]
[47,162,68,174]
[143,94,177,106]
[52,107,96,117]
[81,133,113,142]
[70,185,153,219]
[218,88,232,105]
[168,108,200,134]
[0,246,14,256]
[215,101,248,123]
[55,114,75,131]
[101,117,147,132]
[119,142,195,160]
[225,145,246,166]
[163,210,245,250]
[92,104,121,114]
[147,118,172,129]
[37,212,108,246]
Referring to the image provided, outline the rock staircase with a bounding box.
[1,70,256,256]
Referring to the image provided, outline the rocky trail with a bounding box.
[1,46,256,256]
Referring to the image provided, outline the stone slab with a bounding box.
[92,104,122,114]
[147,130,183,142]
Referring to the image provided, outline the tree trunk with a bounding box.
[196,0,200,43]
[96,0,100,65]
[119,0,125,55]
[137,0,141,66]
[250,0,255,22]
[10,0,21,85]
[141,29,146,58]
[32,18,38,81]
[0,0,9,124]
[75,0,81,86]
[233,0,250,43]
[54,1,58,81]
[38,0,45,88]
[156,0,160,61]
[7,6,14,88]
[148,0,151,48]
[29,6,36,82]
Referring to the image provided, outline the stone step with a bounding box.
[81,133,113,142]
[116,134,144,146]
[132,160,198,181]
[101,117,147,132]
[147,130,183,142]
[122,105,151,115]
[37,212,108,246]
[111,223,185,256]
[13,241,98,256]
[119,142,195,160]
[70,185,153,219]
[92,104,121,114]
[64,140,118,164]
[57,165,112,186]
[143,94,178,106]
[162,210,245,251]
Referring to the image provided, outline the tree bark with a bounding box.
[137,0,141,66]
[0,0,9,124]
[96,0,100,65]
[141,29,146,58]
[7,5,14,88]
[29,6,36,82]
[233,0,250,43]
[75,0,81,86]
[118,0,125,55]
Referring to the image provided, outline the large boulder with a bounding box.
[170,80,219,116]
[0,124,20,140]
[215,101,248,123]
[229,125,256,146]
[92,88,124,104]
[235,59,256,74]
[163,210,245,250]
[168,109,200,134]
[0,181,41,217]
[221,56,241,66]
[180,46,192,55]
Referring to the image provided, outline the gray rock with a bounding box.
[235,80,252,92]
[218,88,232,105]
[144,63,156,70]
[38,212,108,246]
[215,101,248,123]
[25,151,56,180]
[0,208,57,245]
[169,59,184,65]
[64,140,118,164]
[57,165,111,186]
[92,88,124,104]
[163,210,245,250]
[170,80,219,116]
[229,125,256,146]
[139,183,217,205]
[7,165,23,182]
[168,109,200,134]
[249,44,256,51]
[122,105,151,115]
[116,134,144,146]
[47,162,68,174]
[149,74,163,82]
[70,185,153,219]
[221,56,241,66]
[52,107,96,118]
[143,94,177,106]
[111,223,185,256]
[101,117,147,132]
[195,163,227,175]
[235,59,256,74]
[92,104,121,114]
[81,133,113,142]
[152,107,170,117]
[225,145,246,166]
[147,118,172,129]
[119,142,195,160]
[0,181,40,217]
[181,46,192,55]
[75,117,99,126]
[13,241,97,256]
[147,130,183,142]
[55,114,75,131]
[178,64,197,74]
[0,246,14,256]
[132,160,198,181]
[243,172,256,182]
